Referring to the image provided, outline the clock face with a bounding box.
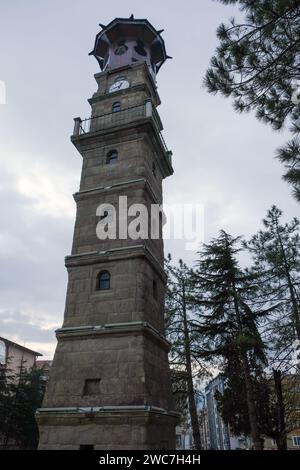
[109,79,130,93]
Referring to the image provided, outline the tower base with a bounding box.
[37,407,177,450]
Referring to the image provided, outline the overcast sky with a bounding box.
[0,0,298,359]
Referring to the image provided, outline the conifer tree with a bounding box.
[165,256,207,450]
[205,0,300,200]
[0,358,46,449]
[192,231,278,450]
[245,206,300,449]
[0,359,15,447]
[245,205,300,341]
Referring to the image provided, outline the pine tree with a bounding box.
[245,206,300,448]
[0,359,16,448]
[245,205,300,341]
[17,366,46,449]
[192,231,278,450]
[0,358,46,449]
[205,0,300,200]
[165,256,207,450]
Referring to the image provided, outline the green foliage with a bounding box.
[170,369,189,422]
[0,361,46,449]
[245,205,300,344]
[165,256,205,372]
[165,256,208,449]
[192,230,274,365]
[205,0,300,200]
[191,230,281,448]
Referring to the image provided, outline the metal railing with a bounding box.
[72,102,171,157]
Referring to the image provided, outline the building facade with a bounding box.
[205,375,251,450]
[0,336,41,377]
[37,16,177,450]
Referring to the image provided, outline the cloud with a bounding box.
[0,0,299,360]
[0,309,58,358]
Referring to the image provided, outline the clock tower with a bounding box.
[37,16,177,450]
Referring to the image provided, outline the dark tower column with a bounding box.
[37,16,177,450]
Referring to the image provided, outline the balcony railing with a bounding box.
[72,101,171,158]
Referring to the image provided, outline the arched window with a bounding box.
[135,40,147,57]
[112,101,121,113]
[114,41,128,56]
[106,149,118,165]
[97,271,110,290]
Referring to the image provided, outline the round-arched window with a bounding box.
[112,101,121,113]
[134,40,147,57]
[114,41,128,56]
[97,271,110,290]
[106,150,118,165]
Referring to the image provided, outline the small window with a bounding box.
[112,101,121,113]
[152,162,156,177]
[176,434,182,448]
[97,271,110,290]
[135,40,147,57]
[114,41,128,56]
[106,149,118,165]
[83,379,100,396]
[80,445,94,451]
[292,436,300,447]
[153,279,158,300]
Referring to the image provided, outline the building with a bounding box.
[198,405,210,449]
[37,16,177,450]
[0,336,41,377]
[264,432,300,450]
[205,375,251,450]
[175,425,193,450]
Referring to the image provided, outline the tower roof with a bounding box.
[89,16,170,74]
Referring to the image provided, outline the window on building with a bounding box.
[292,436,300,447]
[114,41,128,56]
[83,379,101,396]
[79,444,94,450]
[176,434,182,448]
[106,149,118,165]
[112,101,121,113]
[152,162,156,177]
[97,271,110,290]
[135,40,147,57]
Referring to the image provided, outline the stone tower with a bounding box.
[37,16,177,450]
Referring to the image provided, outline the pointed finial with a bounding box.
[157,29,164,35]
[99,23,106,29]
[130,14,134,19]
